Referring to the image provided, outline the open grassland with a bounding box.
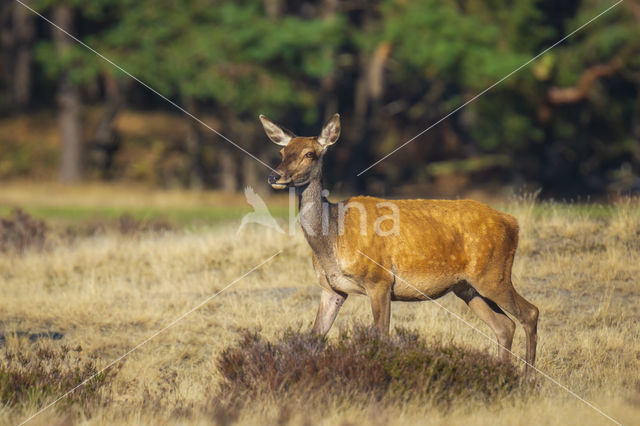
[0,186,639,425]
[0,181,292,227]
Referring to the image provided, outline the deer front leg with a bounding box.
[368,286,391,335]
[312,287,347,335]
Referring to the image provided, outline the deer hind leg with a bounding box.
[453,282,515,363]
[482,281,539,379]
[312,287,347,335]
[368,285,391,336]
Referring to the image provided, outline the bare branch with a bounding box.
[547,57,623,104]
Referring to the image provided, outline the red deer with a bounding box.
[259,113,539,377]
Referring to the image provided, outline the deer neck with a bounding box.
[296,158,344,284]
[296,161,336,254]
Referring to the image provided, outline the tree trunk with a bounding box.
[262,0,283,19]
[242,151,261,190]
[218,148,237,192]
[235,119,261,190]
[347,41,388,192]
[1,3,13,109]
[321,0,339,122]
[92,74,126,180]
[53,5,83,183]
[185,98,204,189]
[12,1,34,108]
[221,114,265,192]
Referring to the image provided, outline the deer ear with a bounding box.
[259,115,295,146]
[317,113,340,148]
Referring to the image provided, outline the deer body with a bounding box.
[336,197,519,298]
[260,114,539,378]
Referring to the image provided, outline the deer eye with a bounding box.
[305,152,315,159]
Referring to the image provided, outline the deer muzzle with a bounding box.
[268,172,290,189]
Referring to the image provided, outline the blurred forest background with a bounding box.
[0,0,639,198]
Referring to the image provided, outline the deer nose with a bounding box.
[268,173,281,185]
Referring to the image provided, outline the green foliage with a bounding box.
[33,0,121,85]
[11,0,640,193]
[378,0,541,87]
[94,0,344,118]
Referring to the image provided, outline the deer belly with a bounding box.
[391,275,456,301]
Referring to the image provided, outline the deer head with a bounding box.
[259,114,341,189]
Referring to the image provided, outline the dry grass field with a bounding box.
[1,184,639,425]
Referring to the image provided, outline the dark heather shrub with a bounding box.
[216,325,524,409]
[0,208,47,254]
[0,342,119,413]
[60,214,172,243]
